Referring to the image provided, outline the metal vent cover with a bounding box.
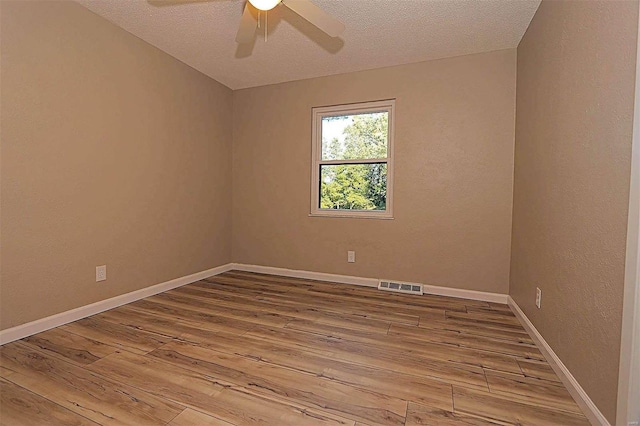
[378,280,423,295]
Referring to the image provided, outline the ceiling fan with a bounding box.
[236,0,345,43]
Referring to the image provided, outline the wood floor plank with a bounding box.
[96,304,227,344]
[253,291,426,324]
[194,278,299,300]
[309,286,466,312]
[150,340,408,426]
[159,323,455,412]
[0,377,99,426]
[181,321,337,361]
[452,386,590,425]
[284,319,522,374]
[284,318,391,341]
[516,358,562,382]
[220,271,489,312]
[298,279,459,306]
[213,387,356,426]
[212,276,444,325]
[21,327,118,366]
[307,286,483,312]
[486,302,513,312]
[191,276,441,321]
[148,292,293,328]
[161,289,397,333]
[388,323,544,360]
[243,327,490,390]
[168,409,235,426]
[0,342,184,425]
[171,285,421,327]
[0,365,16,379]
[212,272,468,313]
[405,402,500,426]
[220,271,347,294]
[484,370,582,414]
[466,306,516,318]
[206,274,300,293]
[319,362,454,412]
[445,311,523,329]
[418,317,534,344]
[167,287,324,321]
[60,316,172,354]
[128,299,272,335]
[87,350,355,426]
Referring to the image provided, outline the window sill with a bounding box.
[309,212,394,220]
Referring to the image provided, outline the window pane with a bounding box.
[321,112,388,161]
[319,163,387,211]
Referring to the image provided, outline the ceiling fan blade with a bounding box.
[236,2,257,44]
[282,0,345,38]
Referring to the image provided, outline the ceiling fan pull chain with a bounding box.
[265,11,268,42]
[257,10,261,29]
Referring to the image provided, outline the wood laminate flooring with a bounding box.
[0,271,589,425]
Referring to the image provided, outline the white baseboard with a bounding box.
[0,263,233,345]
[421,283,508,304]
[230,263,508,304]
[229,263,379,288]
[507,296,610,426]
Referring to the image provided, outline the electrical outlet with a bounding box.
[96,265,107,282]
[347,251,356,263]
[535,287,541,309]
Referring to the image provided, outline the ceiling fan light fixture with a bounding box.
[248,0,281,11]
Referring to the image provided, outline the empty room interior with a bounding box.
[1,0,640,425]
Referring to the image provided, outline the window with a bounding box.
[311,99,395,219]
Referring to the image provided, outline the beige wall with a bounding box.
[510,1,639,423]
[232,49,516,294]
[0,1,233,329]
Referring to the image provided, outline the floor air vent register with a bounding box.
[378,280,424,295]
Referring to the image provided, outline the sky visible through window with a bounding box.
[321,116,351,160]
[321,112,387,161]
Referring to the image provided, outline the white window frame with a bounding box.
[310,99,395,219]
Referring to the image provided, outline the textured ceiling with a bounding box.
[76,0,540,89]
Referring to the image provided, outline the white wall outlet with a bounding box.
[347,251,356,263]
[535,287,542,309]
[96,265,107,282]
